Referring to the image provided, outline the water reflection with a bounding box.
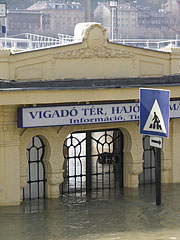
[0,183,180,240]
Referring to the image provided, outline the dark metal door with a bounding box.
[61,129,124,195]
[139,135,156,185]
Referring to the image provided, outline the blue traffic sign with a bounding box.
[140,88,170,138]
[2,26,6,34]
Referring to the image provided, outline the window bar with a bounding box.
[41,141,46,198]
[67,155,70,194]
[86,131,92,192]
[102,163,104,190]
[143,159,146,185]
[79,158,83,193]
[44,168,46,198]
[150,148,153,184]
[96,160,99,190]
[29,151,31,199]
[23,188,25,199]
[105,131,107,143]
[37,149,40,199]
[109,163,111,190]
[108,143,111,190]
[74,149,77,194]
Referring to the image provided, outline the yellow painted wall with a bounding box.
[0,24,179,81]
[8,41,179,81]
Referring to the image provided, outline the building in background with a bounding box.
[1,0,180,40]
[94,2,138,39]
[94,1,180,39]
[138,9,176,34]
[163,0,180,13]
[3,10,41,36]
[27,1,85,35]
[94,2,111,36]
[0,1,85,37]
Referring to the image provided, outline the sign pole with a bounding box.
[155,147,161,205]
[140,88,170,206]
[5,16,7,48]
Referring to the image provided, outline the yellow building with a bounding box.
[0,23,180,206]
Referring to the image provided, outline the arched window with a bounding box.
[23,136,46,200]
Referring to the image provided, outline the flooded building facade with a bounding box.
[0,23,180,206]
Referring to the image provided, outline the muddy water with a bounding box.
[0,183,180,240]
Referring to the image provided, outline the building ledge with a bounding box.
[0,75,180,92]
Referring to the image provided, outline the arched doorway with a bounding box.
[23,136,46,199]
[61,128,124,195]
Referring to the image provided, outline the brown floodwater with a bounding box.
[0,183,180,240]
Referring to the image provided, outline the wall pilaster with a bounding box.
[0,50,10,80]
[122,123,143,188]
[46,170,64,198]
[161,135,172,183]
[171,119,180,183]
[0,106,21,206]
[170,48,180,74]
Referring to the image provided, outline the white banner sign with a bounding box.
[18,100,180,128]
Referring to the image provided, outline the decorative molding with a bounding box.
[0,50,11,59]
[46,170,64,185]
[128,162,143,174]
[54,24,134,60]
[0,124,20,146]
[53,47,135,60]
[139,60,164,77]
[15,64,43,81]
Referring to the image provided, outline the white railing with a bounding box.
[0,37,30,50]
[0,32,180,51]
[58,33,74,44]
[0,33,62,50]
[113,39,180,50]
[25,33,61,49]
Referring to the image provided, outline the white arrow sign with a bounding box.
[150,136,163,149]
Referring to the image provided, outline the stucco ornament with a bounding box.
[0,49,11,59]
[82,23,108,50]
[53,23,135,59]
[128,162,143,174]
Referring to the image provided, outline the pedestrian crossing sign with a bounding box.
[140,88,170,138]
